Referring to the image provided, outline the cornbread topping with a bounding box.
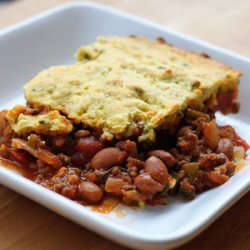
[24,36,241,141]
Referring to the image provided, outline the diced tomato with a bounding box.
[217,91,234,114]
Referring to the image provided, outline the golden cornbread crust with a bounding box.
[24,36,241,141]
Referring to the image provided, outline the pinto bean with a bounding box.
[216,138,234,160]
[134,173,164,194]
[147,150,176,168]
[79,181,103,203]
[145,156,170,186]
[90,147,127,170]
[77,136,104,160]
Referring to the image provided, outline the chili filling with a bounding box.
[0,95,248,208]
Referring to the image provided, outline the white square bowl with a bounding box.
[0,2,249,249]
